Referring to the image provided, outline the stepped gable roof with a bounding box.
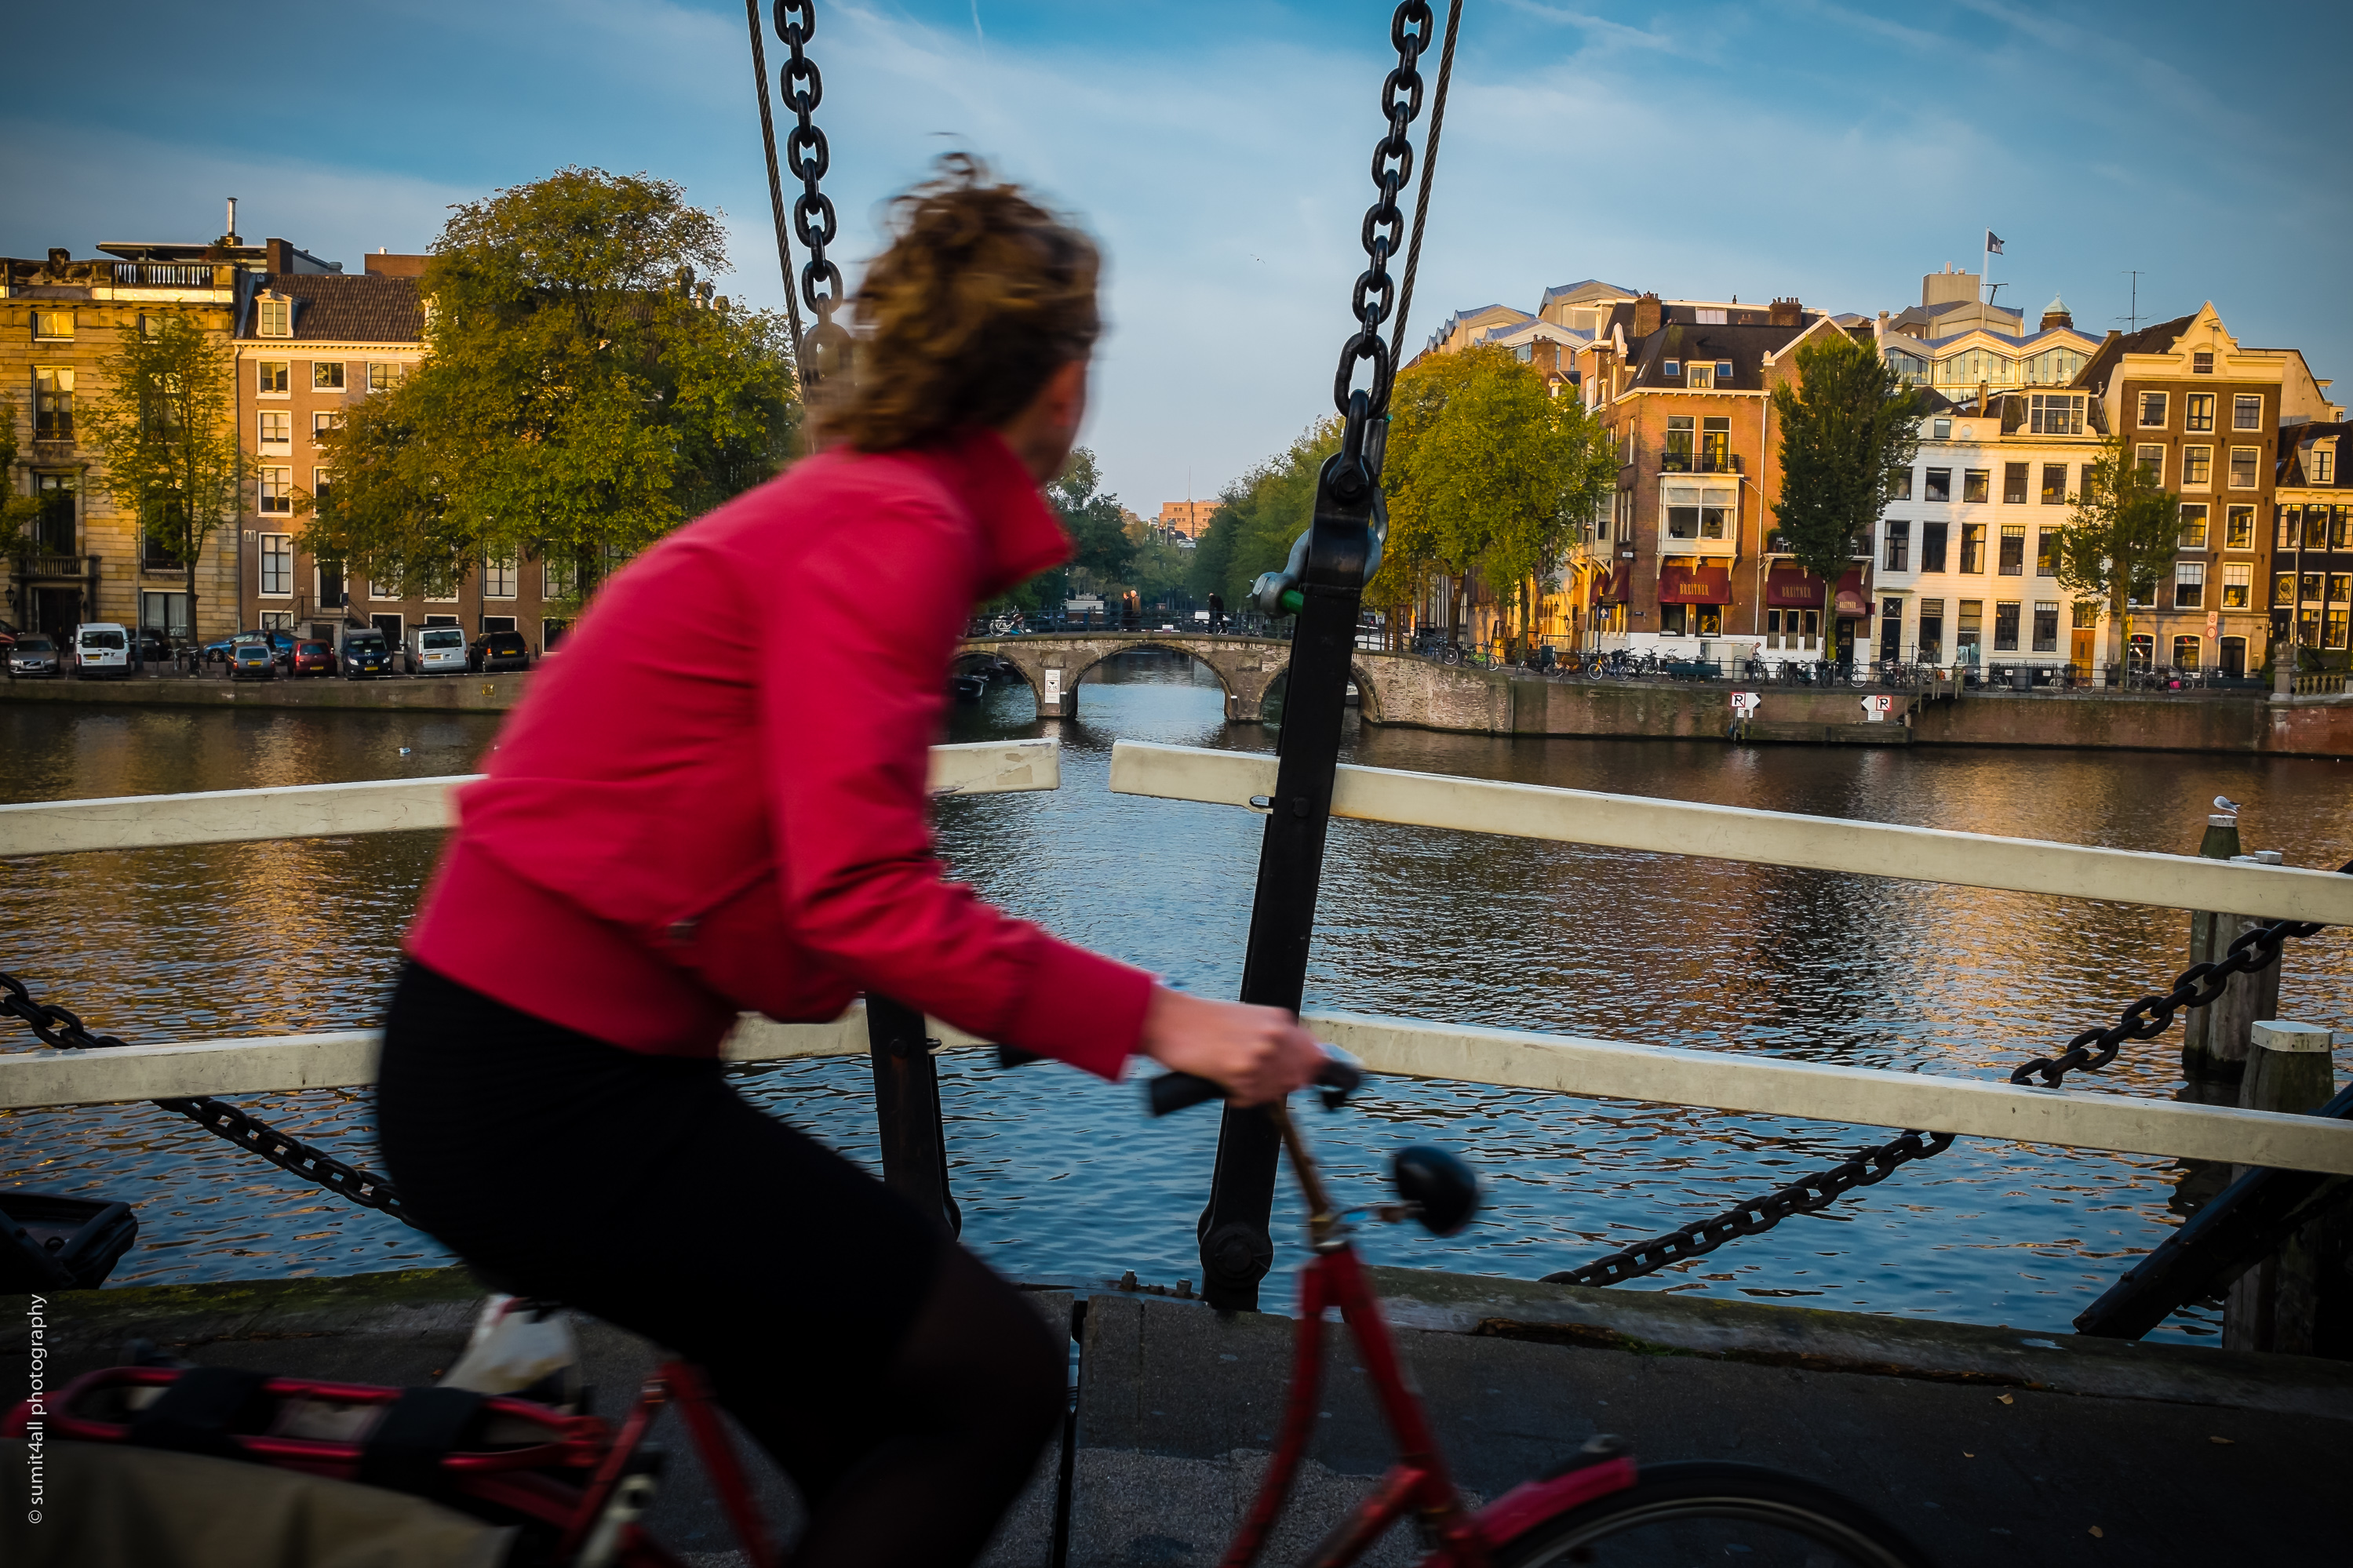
[242,272,424,344]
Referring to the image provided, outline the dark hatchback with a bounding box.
[341,630,394,678]
[468,630,531,673]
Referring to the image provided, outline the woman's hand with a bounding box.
[1137,986,1326,1106]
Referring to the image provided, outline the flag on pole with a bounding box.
[1986,231,2005,254]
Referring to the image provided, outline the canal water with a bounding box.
[6,656,2352,1344]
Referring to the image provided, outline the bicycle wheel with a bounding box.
[1490,1461,1929,1568]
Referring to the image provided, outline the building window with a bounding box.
[2136,445,2165,482]
[483,554,519,598]
[2222,562,2251,608]
[257,410,291,451]
[1664,416,1692,467]
[258,361,289,395]
[2178,504,2208,550]
[1884,521,1910,572]
[2192,351,2214,374]
[257,297,291,337]
[1686,363,1714,389]
[1662,359,1681,377]
[1887,468,1914,501]
[2127,573,2156,607]
[32,366,72,438]
[2035,529,2060,577]
[1998,524,2025,574]
[2275,572,2297,606]
[2002,463,2028,504]
[312,470,333,514]
[367,362,406,392]
[31,310,71,341]
[2226,505,2255,550]
[2303,571,2326,602]
[260,533,293,595]
[1959,522,1985,573]
[142,530,185,569]
[2041,464,2067,504]
[2335,506,2352,551]
[1699,416,1730,469]
[1932,417,1952,440]
[1993,602,2020,650]
[2174,635,2202,671]
[33,475,75,552]
[2278,507,2300,549]
[2027,394,2084,435]
[2229,447,2260,489]
[313,361,345,391]
[258,467,293,515]
[2332,609,2351,651]
[1956,599,1983,655]
[1714,359,1732,380]
[2185,393,2215,432]
[140,591,191,638]
[313,410,340,436]
[1921,521,1948,573]
[2032,602,2059,652]
[1924,467,1952,502]
[1963,469,1990,504]
[2333,573,2352,604]
[2183,446,2215,488]
[2139,391,2168,427]
[2234,394,2263,431]
[2174,561,2205,608]
[2317,447,2337,484]
[1917,598,1945,662]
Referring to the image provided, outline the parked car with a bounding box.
[339,628,393,678]
[228,639,277,682]
[290,639,335,678]
[130,628,173,667]
[201,628,296,665]
[75,623,133,678]
[407,625,468,675]
[0,617,17,653]
[7,634,60,678]
[468,630,531,673]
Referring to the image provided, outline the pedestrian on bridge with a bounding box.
[1208,590,1226,632]
[373,156,1325,1568]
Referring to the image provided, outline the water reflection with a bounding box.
[5,663,2351,1341]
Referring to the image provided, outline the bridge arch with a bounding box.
[952,631,1386,726]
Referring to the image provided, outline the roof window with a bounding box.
[1662,359,1681,377]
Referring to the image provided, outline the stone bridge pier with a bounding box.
[956,631,1371,723]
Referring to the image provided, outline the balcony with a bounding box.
[111,262,220,289]
[12,552,97,582]
[1659,448,1743,475]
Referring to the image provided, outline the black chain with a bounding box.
[1387,0,1460,370]
[771,0,847,387]
[1,969,412,1225]
[2007,853,2352,1088]
[744,0,807,362]
[1328,1,1439,489]
[1543,1130,1955,1289]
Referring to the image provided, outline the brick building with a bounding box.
[2271,420,2351,660]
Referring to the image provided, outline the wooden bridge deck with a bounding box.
[9,1265,2347,1566]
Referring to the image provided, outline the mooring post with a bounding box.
[865,993,960,1236]
[2224,1021,2344,1353]
[2180,813,2244,1104]
[2195,852,2286,1094]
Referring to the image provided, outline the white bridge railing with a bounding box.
[6,737,2350,1177]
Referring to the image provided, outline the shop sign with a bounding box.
[1659,562,1731,604]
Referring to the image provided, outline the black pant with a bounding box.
[377,962,1062,1562]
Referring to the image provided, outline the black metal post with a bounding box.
[865,993,960,1235]
[1195,446,1378,1311]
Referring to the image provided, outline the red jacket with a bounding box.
[406,429,1153,1080]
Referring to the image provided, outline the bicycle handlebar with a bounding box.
[1146,1054,1364,1118]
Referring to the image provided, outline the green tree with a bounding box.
[78,311,250,636]
[0,398,46,553]
[307,168,800,607]
[1193,420,1342,610]
[1048,446,1136,597]
[1769,332,1921,627]
[1379,346,1615,654]
[2053,430,2181,668]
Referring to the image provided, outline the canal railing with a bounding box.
[5,737,2351,1311]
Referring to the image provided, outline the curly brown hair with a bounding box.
[820,155,1100,453]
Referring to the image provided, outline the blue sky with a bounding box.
[9,2,2348,513]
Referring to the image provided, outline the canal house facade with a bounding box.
[2273,420,2352,660]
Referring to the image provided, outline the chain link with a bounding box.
[2,969,412,1225]
[771,0,848,386]
[1543,1130,1955,1289]
[1332,1,1437,446]
[2007,853,2351,1088]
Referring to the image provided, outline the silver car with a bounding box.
[8,634,61,678]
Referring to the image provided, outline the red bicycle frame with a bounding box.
[1215,1107,1638,1568]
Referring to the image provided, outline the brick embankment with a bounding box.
[1,672,526,712]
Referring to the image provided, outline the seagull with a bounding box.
[2213,795,2241,815]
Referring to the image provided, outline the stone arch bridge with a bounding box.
[956,631,1389,723]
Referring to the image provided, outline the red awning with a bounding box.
[1766,565,1873,617]
[1593,562,1630,605]
[1834,568,1871,617]
[1659,562,1731,604]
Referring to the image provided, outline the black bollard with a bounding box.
[1194,438,1376,1312]
[865,993,960,1236]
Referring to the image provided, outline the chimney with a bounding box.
[1768,297,1803,328]
[220,196,241,247]
[46,247,70,270]
[266,238,294,274]
[1632,293,1663,338]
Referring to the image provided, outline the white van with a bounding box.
[75,623,132,678]
[408,624,468,675]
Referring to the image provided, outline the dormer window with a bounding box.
[2192,351,2214,374]
[257,295,292,337]
[1662,359,1681,377]
[1686,363,1713,389]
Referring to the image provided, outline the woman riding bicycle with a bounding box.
[376,158,1324,1568]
